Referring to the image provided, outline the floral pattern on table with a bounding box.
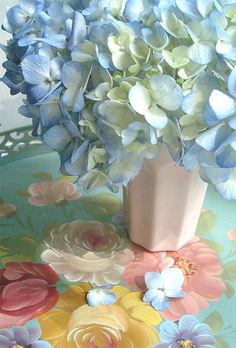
[0,152,236,348]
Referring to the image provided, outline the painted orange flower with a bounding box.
[123,237,225,321]
[28,182,81,206]
[0,262,59,328]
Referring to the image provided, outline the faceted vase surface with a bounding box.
[124,146,208,251]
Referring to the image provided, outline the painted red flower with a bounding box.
[0,262,59,328]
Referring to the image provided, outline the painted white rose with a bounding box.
[41,220,134,286]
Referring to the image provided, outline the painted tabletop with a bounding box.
[0,132,236,348]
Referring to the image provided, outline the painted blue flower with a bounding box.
[0,325,51,348]
[154,315,216,348]
[143,268,185,311]
[87,285,116,307]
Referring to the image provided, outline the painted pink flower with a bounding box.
[122,245,175,291]
[28,181,81,206]
[227,229,236,240]
[161,237,226,321]
[123,237,225,321]
[0,262,59,328]
[0,200,16,217]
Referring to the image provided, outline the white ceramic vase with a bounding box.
[124,145,208,251]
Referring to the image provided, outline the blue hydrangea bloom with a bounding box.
[87,285,116,307]
[1,0,236,199]
[143,268,185,311]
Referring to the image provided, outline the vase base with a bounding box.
[123,146,208,252]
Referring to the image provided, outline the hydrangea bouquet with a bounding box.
[1,0,236,199]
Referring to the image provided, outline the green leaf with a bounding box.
[223,260,236,282]
[17,190,29,197]
[204,311,223,334]
[57,175,76,182]
[225,282,235,299]
[0,234,39,265]
[215,337,230,348]
[33,172,53,181]
[201,239,224,253]
[43,221,62,239]
[196,209,217,234]
[80,193,121,220]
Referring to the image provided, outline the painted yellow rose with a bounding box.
[38,285,161,348]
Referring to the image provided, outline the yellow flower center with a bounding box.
[12,345,24,348]
[175,257,198,283]
[178,339,195,348]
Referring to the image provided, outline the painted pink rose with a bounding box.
[227,229,236,240]
[28,182,81,206]
[0,262,59,328]
[123,237,225,321]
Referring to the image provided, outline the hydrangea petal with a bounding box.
[229,117,236,129]
[61,61,89,89]
[68,12,86,50]
[129,85,152,115]
[150,75,183,111]
[87,290,116,306]
[21,55,51,85]
[196,0,214,17]
[5,6,29,31]
[215,175,236,200]
[189,42,215,64]
[151,292,170,311]
[124,0,144,21]
[27,83,51,104]
[43,125,72,151]
[99,101,135,131]
[142,23,169,50]
[144,104,168,129]
[216,145,236,168]
[165,289,185,298]
[228,67,236,98]
[40,103,62,128]
[209,90,236,120]
[144,272,163,290]
[176,0,201,20]
[109,152,143,185]
[143,289,160,303]
[196,124,232,151]
[161,268,184,290]
[19,0,38,14]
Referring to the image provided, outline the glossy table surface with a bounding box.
[0,135,236,348]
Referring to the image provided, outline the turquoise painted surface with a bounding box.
[0,151,236,347]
